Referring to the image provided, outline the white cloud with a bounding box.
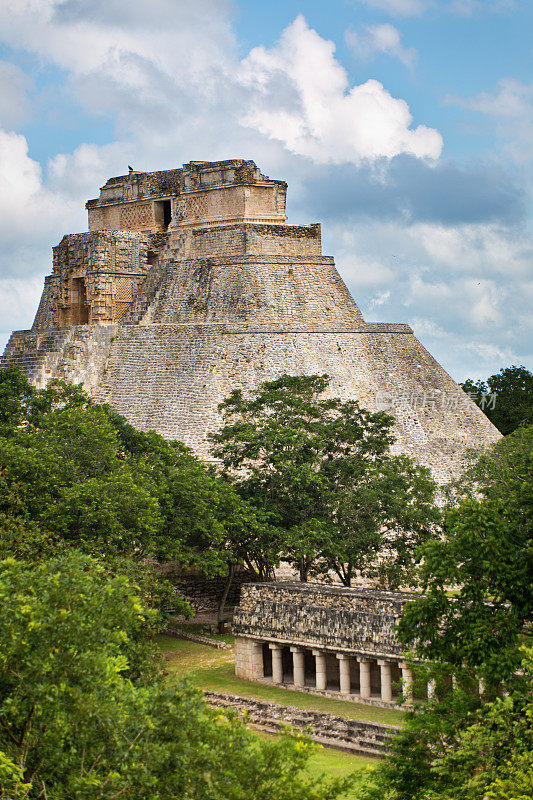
[449,78,533,165]
[452,78,533,119]
[345,23,416,68]
[0,61,32,129]
[239,16,442,164]
[0,275,43,337]
[0,129,82,247]
[0,2,527,383]
[448,0,516,16]
[325,216,532,379]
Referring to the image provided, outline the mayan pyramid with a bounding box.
[2,159,500,481]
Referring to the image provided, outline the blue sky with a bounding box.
[0,0,531,380]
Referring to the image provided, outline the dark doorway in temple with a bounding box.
[72,277,89,324]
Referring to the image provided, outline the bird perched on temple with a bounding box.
[128,165,134,173]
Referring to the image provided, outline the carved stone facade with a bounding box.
[47,232,151,327]
[233,583,427,707]
[2,158,501,482]
[86,159,287,233]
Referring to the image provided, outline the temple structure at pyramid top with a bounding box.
[1,159,500,480]
[86,159,288,232]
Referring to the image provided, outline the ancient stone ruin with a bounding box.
[2,158,500,480]
[233,582,460,707]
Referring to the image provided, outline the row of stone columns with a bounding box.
[268,643,415,704]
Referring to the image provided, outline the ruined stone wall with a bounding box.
[188,224,321,258]
[204,691,399,757]
[50,232,150,326]
[233,583,411,659]
[172,184,286,229]
[161,567,260,613]
[142,255,364,327]
[2,325,118,391]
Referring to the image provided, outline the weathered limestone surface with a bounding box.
[1,158,501,482]
[204,691,399,757]
[234,583,411,660]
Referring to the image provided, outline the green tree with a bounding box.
[0,367,263,610]
[356,660,532,800]
[354,427,533,800]
[211,374,438,584]
[460,364,533,435]
[398,424,533,685]
[0,552,352,800]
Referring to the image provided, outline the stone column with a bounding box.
[313,650,327,691]
[291,646,306,688]
[400,662,413,705]
[478,678,485,697]
[427,678,436,700]
[251,641,264,679]
[269,644,284,685]
[336,654,351,695]
[357,657,371,699]
[378,659,393,702]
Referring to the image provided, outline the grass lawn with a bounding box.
[305,743,375,780]
[169,620,234,645]
[254,728,377,795]
[157,634,404,727]
[157,635,385,796]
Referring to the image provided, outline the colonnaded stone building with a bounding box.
[233,582,434,707]
[1,159,500,480]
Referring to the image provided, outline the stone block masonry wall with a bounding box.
[91,323,499,483]
[145,255,364,327]
[234,584,412,659]
[1,325,117,391]
[235,637,264,680]
[162,567,259,613]
[31,276,55,330]
[204,692,399,757]
[188,223,321,258]
[49,231,151,327]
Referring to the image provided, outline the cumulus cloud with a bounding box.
[324,215,532,379]
[239,16,442,164]
[345,23,416,68]
[0,129,82,247]
[0,61,33,129]
[452,78,533,120]
[450,78,533,165]
[0,275,43,343]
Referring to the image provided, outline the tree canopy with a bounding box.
[354,425,533,800]
[0,551,352,800]
[210,373,438,585]
[398,424,533,685]
[0,365,262,601]
[460,364,533,435]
